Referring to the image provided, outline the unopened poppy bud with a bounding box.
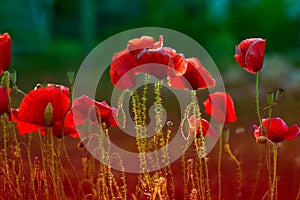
[67,71,75,85]
[44,102,53,127]
[0,33,12,73]
[274,88,284,102]
[256,136,267,144]
[10,70,17,86]
[266,92,274,106]
[1,71,10,89]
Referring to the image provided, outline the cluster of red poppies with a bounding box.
[110,35,216,90]
[0,32,299,143]
[110,35,237,138]
[11,85,117,138]
[0,33,117,138]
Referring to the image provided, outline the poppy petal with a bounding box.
[127,36,155,53]
[110,49,136,89]
[203,92,237,124]
[189,116,217,138]
[17,87,70,127]
[286,124,300,141]
[16,121,43,136]
[72,95,117,128]
[169,57,215,90]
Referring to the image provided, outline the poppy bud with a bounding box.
[1,71,10,90]
[0,33,12,74]
[44,102,53,127]
[266,92,274,106]
[10,70,17,86]
[274,88,284,102]
[67,71,75,85]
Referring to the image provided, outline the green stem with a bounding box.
[270,144,278,200]
[255,72,263,136]
[251,145,263,200]
[27,134,38,200]
[190,90,206,199]
[224,143,242,200]
[218,131,222,200]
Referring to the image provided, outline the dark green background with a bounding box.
[1,0,300,95]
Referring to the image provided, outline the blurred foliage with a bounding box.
[0,0,299,93]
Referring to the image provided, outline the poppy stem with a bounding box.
[218,129,222,200]
[190,90,208,200]
[251,145,263,200]
[296,185,300,200]
[270,144,278,200]
[224,142,242,200]
[255,72,263,136]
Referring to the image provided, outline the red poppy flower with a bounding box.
[0,33,12,75]
[136,47,186,78]
[0,86,9,116]
[12,85,79,138]
[110,35,187,89]
[254,117,300,143]
[110,36,161,89]
[168,57,216,90]
[203,92,237,124]
[72,95,117,128]
[189,115,217,138]
[234,38,266,74]
[110,48,137,90]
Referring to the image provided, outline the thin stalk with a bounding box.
[255,72,263,136]
[190,91,205,200]
[182,144,189,200]
[9,119,25,196]
[218,131,222,200]
[49,129,59,199]
[296,186,300,200]
[0,167,23,199]
[270,144,278,200]
[251,145,263,200]
[266,107,273,197]
[38,132,50,198]
[27,134,38,200]
[224,143,242,199]
[1,116,9,179]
